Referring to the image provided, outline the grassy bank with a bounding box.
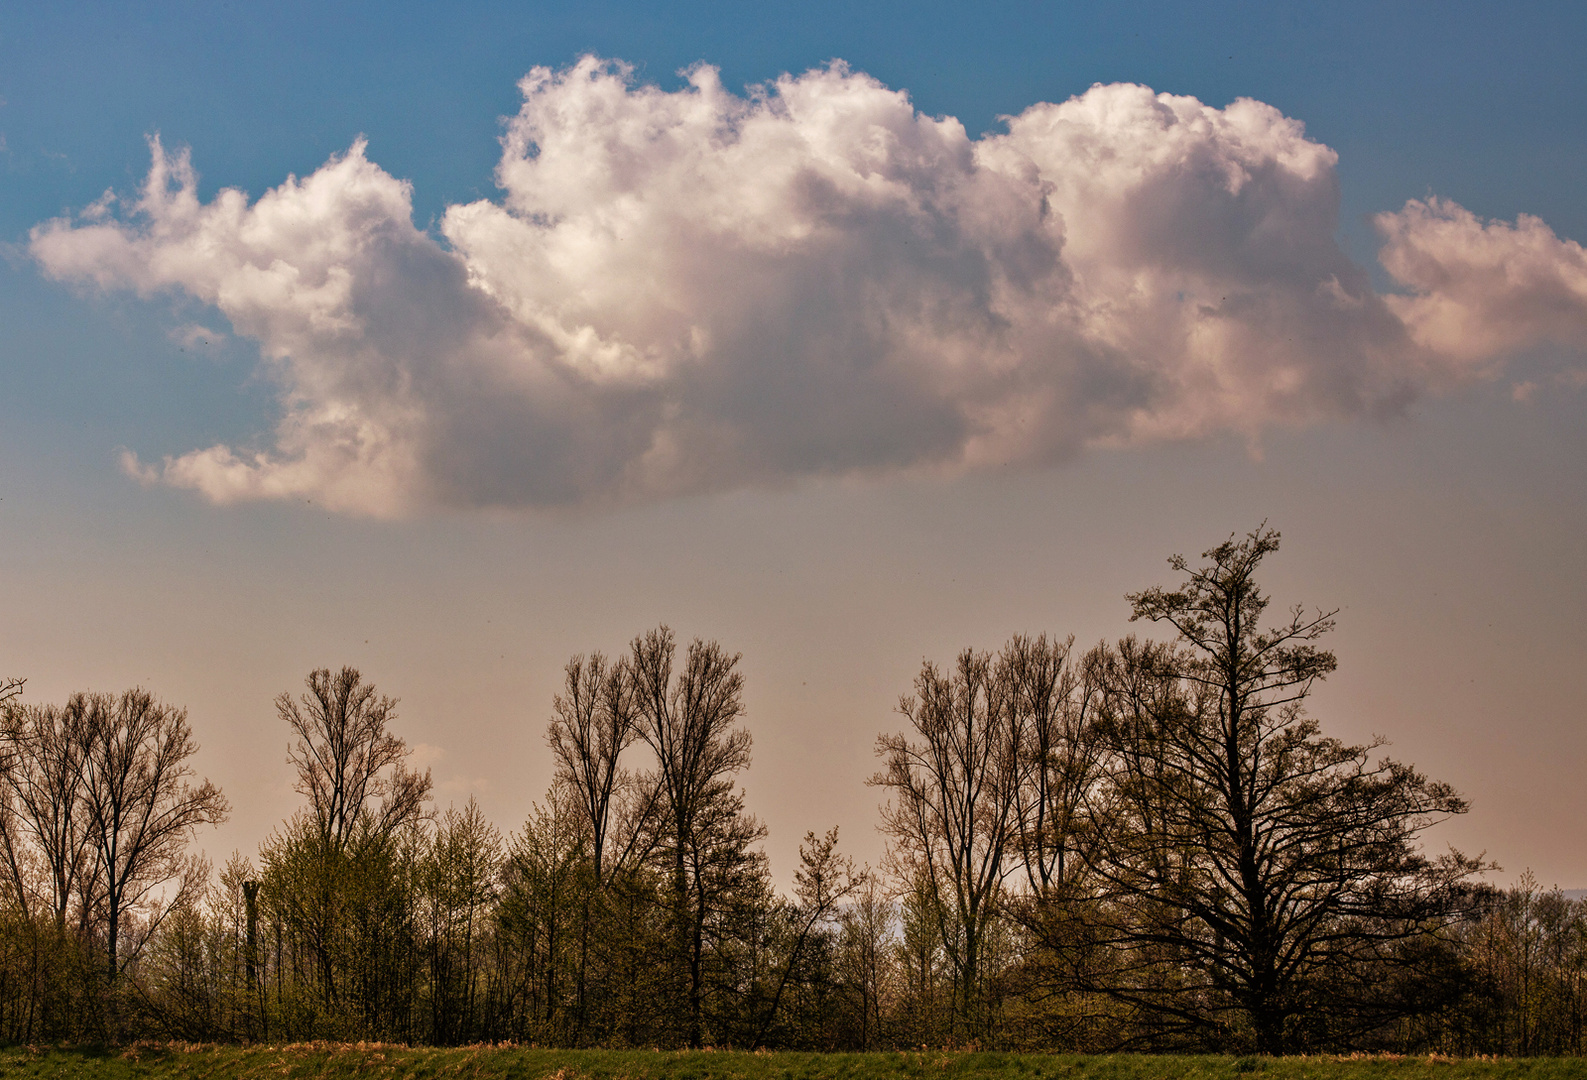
[3,1047,1587,1080]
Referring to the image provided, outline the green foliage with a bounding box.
[0,909,103,1042]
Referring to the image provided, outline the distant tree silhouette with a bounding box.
[260,667,430,1036]
[4,545,1561,1054]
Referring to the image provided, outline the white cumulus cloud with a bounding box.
[1376,197,1587,366]
[29,58,1587,516]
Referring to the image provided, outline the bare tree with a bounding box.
[277,667,431,849]
[261,668,430,1030]
[78,689,228,988]
[547,651,664,1041]
[629,626,755,1048]
[548,653,651,884]
[1005,634,1107,895]
[871,646,1027,1038]
[0,696,102,929]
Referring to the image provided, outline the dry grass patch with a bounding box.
[2,1047,1587,1080]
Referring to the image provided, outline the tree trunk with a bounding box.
[690,860,705,1048]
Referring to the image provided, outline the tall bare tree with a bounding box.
[872,646,1027,1038]
[262,667,431,1033]
[548,653,651,885]
[629,626,755,1047]
[0,696,102,929]
[277,667,430,849]
[78,689,228,988]
[547,651,662,1041]
[1005,634,1107,895]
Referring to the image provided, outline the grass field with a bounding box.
[3,1047,1587,1080]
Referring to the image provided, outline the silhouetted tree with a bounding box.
[546,651,658,1039]
[0,696,100,930]
[0,692,104,1040]
[872,646,1026,1039]
[260,667,430,1037]
[630,626,758,1047]
[1080,526,1483,1052]
[76,689,227,997]
[549,653,647,886]
[278,667,430,850]
[1006,635,1107,896]
[756,827,864,1045]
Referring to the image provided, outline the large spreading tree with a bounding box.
[1075,526,1484,1052]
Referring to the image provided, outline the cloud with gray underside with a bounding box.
[30,58,1587,516]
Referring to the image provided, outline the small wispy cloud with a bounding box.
[1509,367,1587,405]
[435,775,492,798]
[408,742,447,770]
[28,58,1587,516]
[168,322,228,354]
[406,744,492,799]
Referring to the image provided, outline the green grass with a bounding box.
[2,1047,1587,1080]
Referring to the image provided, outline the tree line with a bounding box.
[0,528,1582,1053]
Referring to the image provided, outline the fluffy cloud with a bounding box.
[1377,198,1587,366]
[30,58,1587,515]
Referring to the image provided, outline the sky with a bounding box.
[1,1,1585,890]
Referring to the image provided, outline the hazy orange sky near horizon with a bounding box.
[5,386,1583,890]
[2,1,1585,894]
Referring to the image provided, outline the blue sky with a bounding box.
[10,3,1587,235]
[2,1,1585,886]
